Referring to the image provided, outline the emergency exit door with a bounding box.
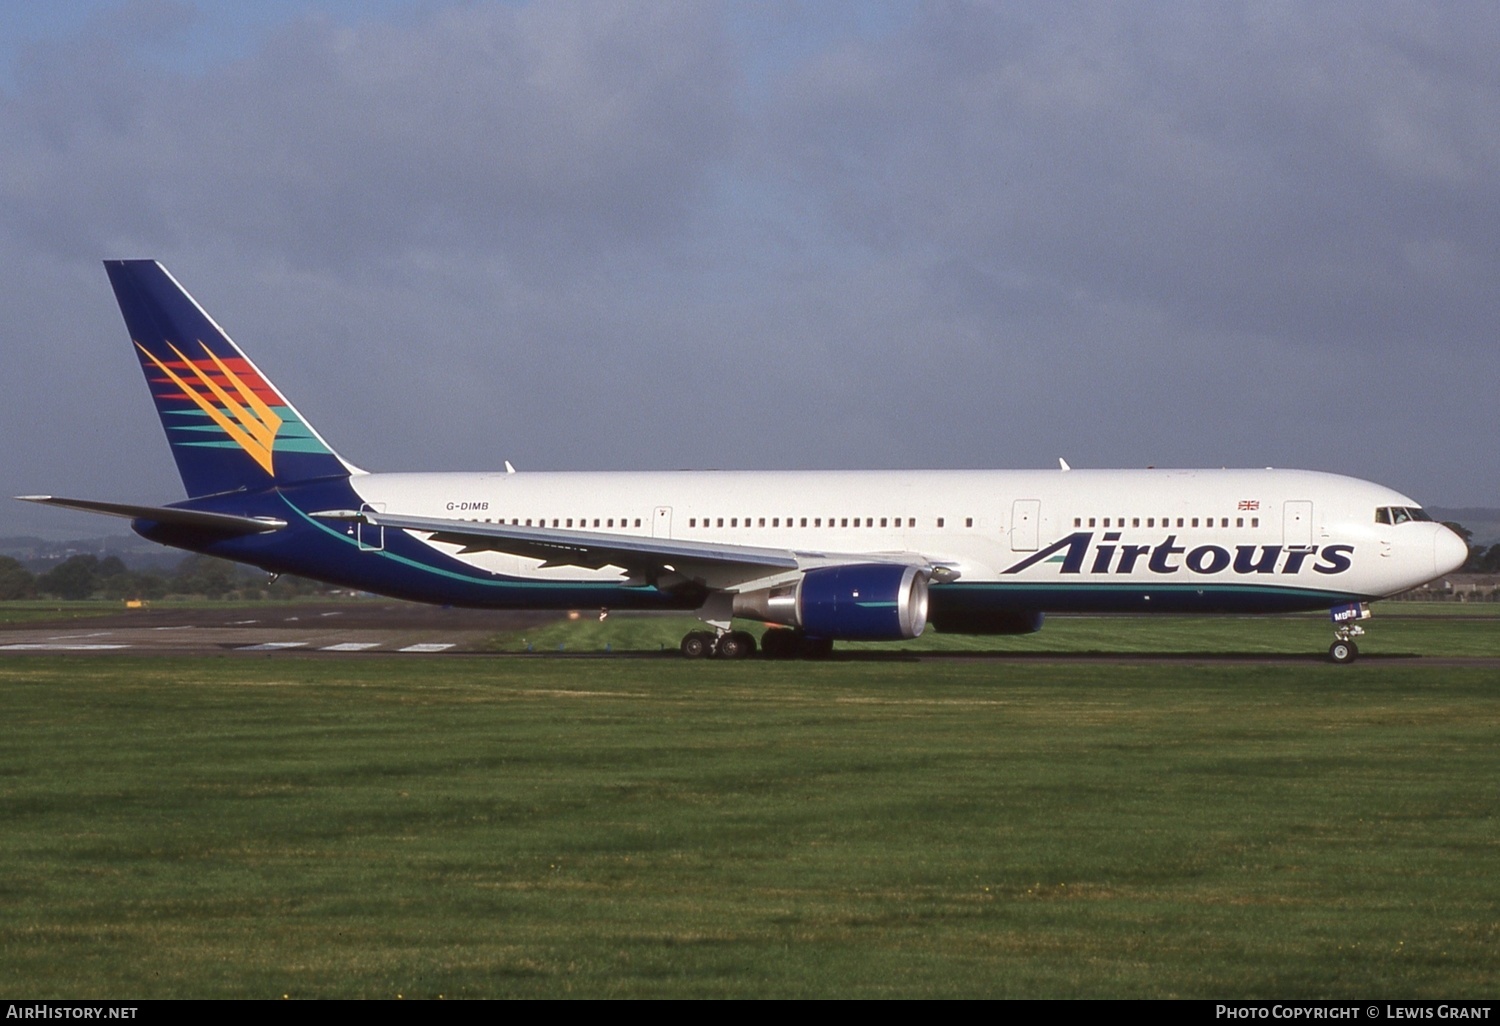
[1011,499,1041,551]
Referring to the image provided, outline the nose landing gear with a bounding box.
[1328,602,1370,664]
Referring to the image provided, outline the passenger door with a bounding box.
[1283,500,1313,546]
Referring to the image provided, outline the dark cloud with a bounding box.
[2,0,1497,539]
[760,1,1500,350]
[3,1,736,270]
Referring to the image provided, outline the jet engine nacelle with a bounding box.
[734,564,930,641]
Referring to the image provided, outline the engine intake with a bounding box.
[734,564,930,641]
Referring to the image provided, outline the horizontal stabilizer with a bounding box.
[16,496,286,534]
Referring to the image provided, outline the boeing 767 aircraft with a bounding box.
[19,261,1469,662]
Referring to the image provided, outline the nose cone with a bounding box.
[1434,524,1470,577]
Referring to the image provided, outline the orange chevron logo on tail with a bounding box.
[136,341,283,475]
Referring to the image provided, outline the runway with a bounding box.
[2,602,1492,665]
[0,602,557,656]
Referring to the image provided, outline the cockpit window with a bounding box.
[1376,506,1433,525]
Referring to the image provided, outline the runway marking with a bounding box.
[321,642,382,652]
[45,632,114,640]
[236,641,309,651]
[229,619,260,625]
[398,643,456,653]
[0,643,130,651]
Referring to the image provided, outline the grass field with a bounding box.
[1,615,1497,998]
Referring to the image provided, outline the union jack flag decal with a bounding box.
[1238,500,1260,510]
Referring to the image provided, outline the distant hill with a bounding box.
[0,534,185,574]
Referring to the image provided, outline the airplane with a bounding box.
[19,260,1469,663]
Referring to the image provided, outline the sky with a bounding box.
[4,0,1498,539]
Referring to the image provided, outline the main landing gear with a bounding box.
[680,629,757,660]
[679,627,834,660]
[1328,602,1370,664]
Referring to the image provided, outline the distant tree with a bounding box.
[97,566,168,601]
[268,574,329,597]
[0,556,35,600]
[37,554,100,600]
[171,554,240,599]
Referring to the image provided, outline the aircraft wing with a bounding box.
[316,509,951,591]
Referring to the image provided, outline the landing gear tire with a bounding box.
[716,631,756,660]
[1328,640,1359,665]
[681,631,715,659]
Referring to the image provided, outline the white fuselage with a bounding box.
[345,466,1461,604]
